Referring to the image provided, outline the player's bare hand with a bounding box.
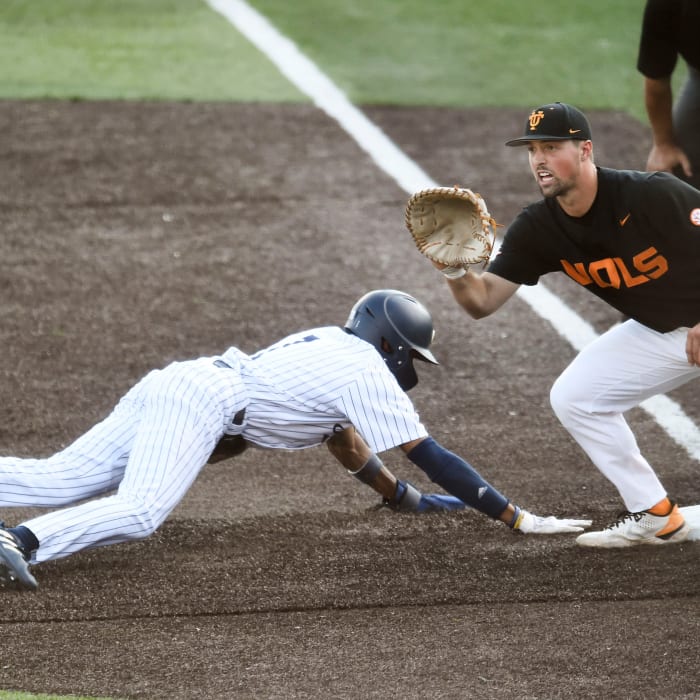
[646,143,694,179]
[686,323,700,366]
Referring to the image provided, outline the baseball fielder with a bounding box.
[423,103,700,548]
[0,289,589,591]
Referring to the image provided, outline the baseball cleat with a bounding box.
[0,526,38,591]
[576,502,689,548]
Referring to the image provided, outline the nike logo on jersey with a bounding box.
[619,212,631,227]
[560,246,668,289]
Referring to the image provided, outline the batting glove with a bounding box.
[514,508,592,534]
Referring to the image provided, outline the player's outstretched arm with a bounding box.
[402,436,591,534]
[326,428,463,512]
[326,427,396,501]
[438,267,519,320]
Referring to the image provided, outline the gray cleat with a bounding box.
[0,526,37,591]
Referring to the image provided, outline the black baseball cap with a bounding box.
[505,102,592,146]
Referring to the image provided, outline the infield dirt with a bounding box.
[0,100,698,699]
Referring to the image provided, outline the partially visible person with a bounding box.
[638,0,700,189]
[0,289,590,591]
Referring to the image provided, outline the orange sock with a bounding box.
[647,497,672,515]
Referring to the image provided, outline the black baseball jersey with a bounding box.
[488,167,700,332]
[637,0,700,77]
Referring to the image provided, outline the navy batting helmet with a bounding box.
[344,289,438,391]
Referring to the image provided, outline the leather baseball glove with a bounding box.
[405,186,497,268]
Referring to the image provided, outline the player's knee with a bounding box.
[116,496,166,539]
[549,374,583,426]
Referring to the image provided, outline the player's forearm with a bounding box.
[444,271,491,319]
[431,264,494,319]
[441,268,516,319]
[644,77,675,145]
[347,453,398,501]
[327,428,398,500]
[406,437,510,520]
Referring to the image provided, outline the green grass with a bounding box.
[0,0,301,101]
[247,0,677,121]
[248,1,632,107]
[0,0,687,119]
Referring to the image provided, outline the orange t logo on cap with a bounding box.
[528,110,545,131]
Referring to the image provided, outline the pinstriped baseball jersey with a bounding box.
[223,326,428,453]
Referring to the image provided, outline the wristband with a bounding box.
[509,505,523,529]
[441,265,467,280]
[395,480,422,510]
[350,454,383,486]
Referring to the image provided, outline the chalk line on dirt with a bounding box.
[206,0,700,462]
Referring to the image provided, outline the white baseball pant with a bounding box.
[550,319,700,512]
[0,357,248,563]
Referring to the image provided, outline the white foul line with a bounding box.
[206,0,700,461]
[205,0,434,194]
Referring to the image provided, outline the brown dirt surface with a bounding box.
[0,99,699,699]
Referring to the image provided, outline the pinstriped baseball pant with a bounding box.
[550,320,700,513]
[0,358,248,563]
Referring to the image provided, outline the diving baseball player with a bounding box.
[426,102,700,548]
[0,289,590,591]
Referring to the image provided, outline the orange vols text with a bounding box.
[560,246,668,288]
